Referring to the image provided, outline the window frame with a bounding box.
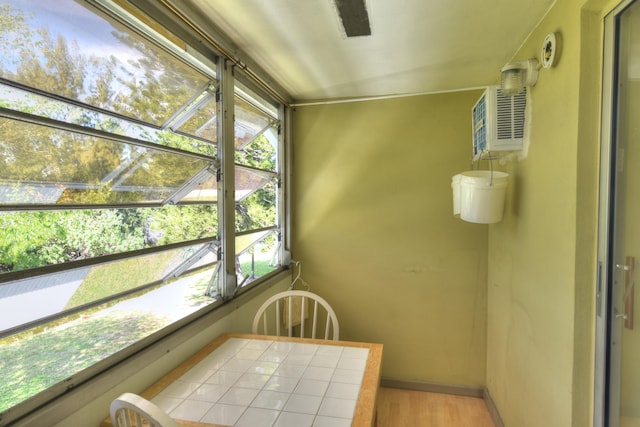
[0,0,292,423]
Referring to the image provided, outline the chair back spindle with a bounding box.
[252,291,339,340]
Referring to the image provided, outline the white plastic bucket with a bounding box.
[459,170,508,224]
[451,174,461,217]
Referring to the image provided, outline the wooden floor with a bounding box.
[376,387,496,427]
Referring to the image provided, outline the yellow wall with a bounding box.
[291,91,488,386]
[485,2,580,423]
[486,0,613,425]
[292,0,616,424]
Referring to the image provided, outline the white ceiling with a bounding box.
[185,0,556,102]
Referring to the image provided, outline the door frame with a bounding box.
[596,0,636,425]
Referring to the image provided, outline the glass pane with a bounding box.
[0,0,213,126]
[235,167,276,232]
[0,261,218,411]
[608,3,640,424]
[234,95,272,148]
[175,91,218,143]
[1,84,216,157]
[235,166,276,202]
[0,118,215,206]
[181,175,219,203]
[236,182,276,232]
[236,230,272,254]
[0,0,284,419]
[234,127,277,171]
[236,230,279,285]
[234,84,278,170]
[0,206,217,273]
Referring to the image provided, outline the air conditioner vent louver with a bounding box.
[472,86,527,160]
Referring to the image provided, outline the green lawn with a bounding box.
[65,250,176,309]
[0,311,167,412]
[0,252,214,412]
[0,253,273,413]
[239,256,277,281]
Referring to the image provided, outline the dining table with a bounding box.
[101,333,383,427]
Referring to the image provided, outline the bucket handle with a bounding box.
[472,151,496,186]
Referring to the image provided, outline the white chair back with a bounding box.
[252,290,340,340]
[110,392,179,427]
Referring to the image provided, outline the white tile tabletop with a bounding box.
[151,337,370,427]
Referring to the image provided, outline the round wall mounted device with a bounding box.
[541,32,557,69]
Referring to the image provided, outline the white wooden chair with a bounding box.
[110,392,179,427]
[252,290,340,340]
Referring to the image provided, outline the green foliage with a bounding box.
[109,30,208,125]
[0,3,34,73]
[235,134,276,170]
[0,210,147,270]
[0,211,65,269]
[150,205,218,244]
[0,206,222,272]
[0,2,272,275]
[52,210,146,259]
[236,185,276,231]
[18,30,86,99]
[155,129,217,156]
[234,134,277,231]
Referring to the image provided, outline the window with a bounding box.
[0,0,287,419]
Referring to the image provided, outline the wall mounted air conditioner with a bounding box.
[472,86,527,160]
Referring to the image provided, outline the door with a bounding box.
[599,1,640,426]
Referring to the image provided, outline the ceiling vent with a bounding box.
[334,0,371,37]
